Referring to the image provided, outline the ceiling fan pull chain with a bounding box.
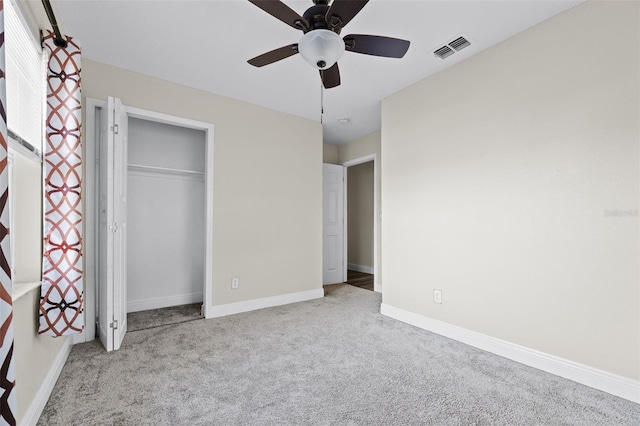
[320,82,324,124]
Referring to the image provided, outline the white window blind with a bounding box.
[5,0,45,154]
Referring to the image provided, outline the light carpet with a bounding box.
[39,284,639,425]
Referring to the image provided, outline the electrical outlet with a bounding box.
[231,277,239,289]
[433,289,442,304]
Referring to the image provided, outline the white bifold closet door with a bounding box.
[98,96,129,351]
[126,117,206,313]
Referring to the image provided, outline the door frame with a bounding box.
[342,154,379,293]
[82,98,214,342]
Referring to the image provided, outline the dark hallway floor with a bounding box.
[345,270,374,291]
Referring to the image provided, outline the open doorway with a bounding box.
[343,155,378,292]
[345,161,374,291]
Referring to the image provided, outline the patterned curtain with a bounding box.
[38,31,83,336]
[0,1,17,423]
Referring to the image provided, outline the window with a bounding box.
[4,0,46,287]
[6,0,45,156]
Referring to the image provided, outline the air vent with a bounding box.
[449,36,470,52]
[433,34,472,60]
[433,45,454,59]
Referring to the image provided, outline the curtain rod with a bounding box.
[41,0,67,48]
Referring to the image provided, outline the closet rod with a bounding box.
[128,163,205,177]
[41,0,68,48]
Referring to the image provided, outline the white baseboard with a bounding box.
[206,288,324,319]
[21,337,73,426]
[72,332,86,345]
[347,263,374,274]
[380,303,640,404]
[127,292,203,313]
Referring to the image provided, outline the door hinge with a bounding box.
[113,124,119,134]
[109,222,118,233]
[110,319,118,330]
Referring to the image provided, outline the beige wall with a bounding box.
[10,150,60,424]
[339,132,382,284]
[14,290,69,423]
[347,161,374,268]
[11,152,41,283]
[82,59,323,306]
[382,1,639,380]
[323,144,339,164]
[338,132,380,165]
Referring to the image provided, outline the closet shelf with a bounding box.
[128,163,204,177]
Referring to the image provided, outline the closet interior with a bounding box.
[126,117,206,315]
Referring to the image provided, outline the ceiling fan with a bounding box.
[247,0,411,89]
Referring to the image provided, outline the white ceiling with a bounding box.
[48,0,581,145]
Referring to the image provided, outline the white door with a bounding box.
[323,164,344,284]
[98,96,129,351]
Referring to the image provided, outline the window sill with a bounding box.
[12,281,41,301]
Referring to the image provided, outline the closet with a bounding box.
[126,117,206,313]
[93,96,213,351]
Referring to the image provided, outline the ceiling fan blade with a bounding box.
[326,0,369,30]
[248,0,308,31]
[248,44,299,67]
[320,63,341,89]
[343,34,410,58]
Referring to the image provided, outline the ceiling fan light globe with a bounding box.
[298,29,345,70]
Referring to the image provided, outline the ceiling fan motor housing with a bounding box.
[303,2,333,32]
